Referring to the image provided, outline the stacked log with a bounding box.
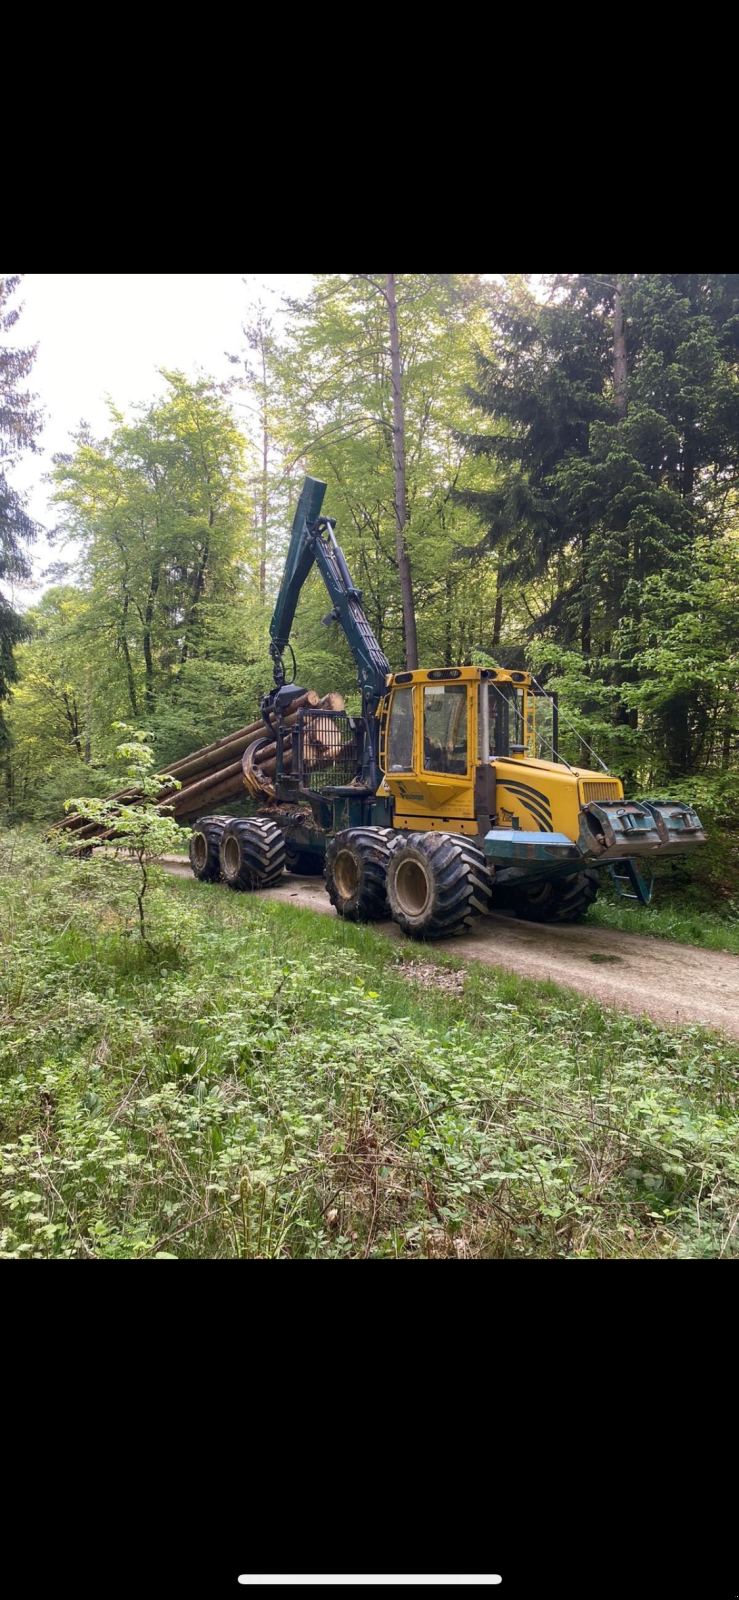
[242,695,351,798]
[54,690,346,849]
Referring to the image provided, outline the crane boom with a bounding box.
[267,476,390,716]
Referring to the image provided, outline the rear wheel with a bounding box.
[189,814,231,882]
[508,869,600,923]
[387,832,492,939]
[324,827,397,921]
[219,817,286,891]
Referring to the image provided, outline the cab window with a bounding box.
[423,685,468,774]
[387,687,415,772]
[481,683,526,758]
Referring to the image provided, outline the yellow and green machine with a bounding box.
[189,478,706,937]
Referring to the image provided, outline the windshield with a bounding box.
[423,685,468,774]
[387,687,414,772]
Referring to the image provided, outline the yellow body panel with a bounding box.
[494,758,623,836]
[377,669,624,844]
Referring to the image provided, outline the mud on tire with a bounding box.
[508,868,600,923]
[324,827,398,921]
[387,831,492,939]
[219,817,286,891]
[188,815,231,882]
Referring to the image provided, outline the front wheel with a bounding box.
[387,832,492,939]
[506,869,600,923]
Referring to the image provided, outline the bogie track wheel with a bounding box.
[507,869,600,923]
[219,817,286,891]
[285,847,325,876]
[324,827,398,921]
[280,809,326,876]
[189,815,231,883]
[387,832,492,939]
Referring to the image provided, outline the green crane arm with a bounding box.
[268,476,391,718]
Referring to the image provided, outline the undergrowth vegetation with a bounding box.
[2,830,739,1260]
[585,833,739,954]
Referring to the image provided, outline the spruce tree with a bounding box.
[459,274,739,780]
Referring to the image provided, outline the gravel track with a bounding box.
[159,856,739,1038]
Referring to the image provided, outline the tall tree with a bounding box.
[385,273,418,667]
[48,374,256,764]
[459,273,739,782]
[0,276,42,744]
[230,297,297,603]
[277,273,493,674]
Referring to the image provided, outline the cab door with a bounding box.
[382,681,477,833]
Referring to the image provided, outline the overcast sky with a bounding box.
[6,273,312,599]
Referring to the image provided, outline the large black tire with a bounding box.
[188,814,231,883]
[219,817,286,891]
[508,869,600,923]
[387,831,492,939]
[324,827,398,921]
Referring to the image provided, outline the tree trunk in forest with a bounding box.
[492,570,503,649]
[613,280,628,417]
[444,571,453,666]
[143,565,160,711]
[260,340,269,599]
[62,691,83,757]
[385,273,419,670]
[181,526,211,665]
[580,527,591,657]
[117,572,138,717]
[84,664,92,763]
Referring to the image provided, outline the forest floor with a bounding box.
[3,829,739,1259]
[159,859,739,1038]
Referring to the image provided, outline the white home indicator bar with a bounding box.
[238,1580,502,1588]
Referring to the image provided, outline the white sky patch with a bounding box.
[2,272,312,600]
[2,270,532,607]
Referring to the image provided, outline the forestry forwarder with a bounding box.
[188,477,706,938]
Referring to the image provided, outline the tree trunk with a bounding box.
[492,570,504,649]
[260,339,269,599]
[84,664,92,762]
[119,592,139,717]
[180,529,210,665]
[386,273,419,669]
[143,565,160,712]
[613,279,628,417]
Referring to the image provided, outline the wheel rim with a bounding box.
[191,833,208,871]
[223,836,241,876]
[334,848,359,900]
[394,857,431,917]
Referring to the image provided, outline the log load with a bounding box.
[55,690,346,848]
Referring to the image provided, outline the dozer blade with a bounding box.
[579,799,706,862]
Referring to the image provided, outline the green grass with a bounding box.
[587,893,739,954]
[584,834,739,953]
[2,829,739,1260]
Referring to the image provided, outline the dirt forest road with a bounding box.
[161,857,739,1038]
